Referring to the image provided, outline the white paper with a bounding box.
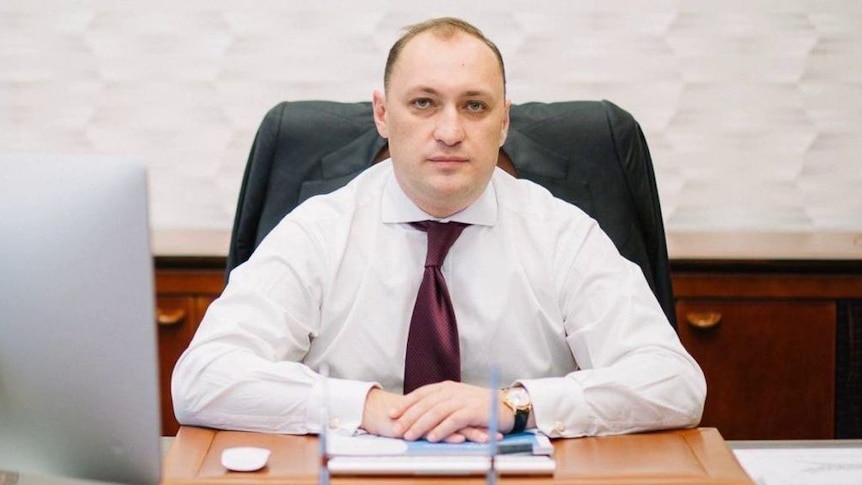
[734,447,862,485]
[326,433,409,456]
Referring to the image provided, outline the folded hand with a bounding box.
[388,381,512,442]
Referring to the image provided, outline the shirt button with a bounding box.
[328,417,341,429]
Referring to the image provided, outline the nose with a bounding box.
[433,107,465,146]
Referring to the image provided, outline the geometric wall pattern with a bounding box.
[2,0,861,232]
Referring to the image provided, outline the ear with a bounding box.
[499,98,512,147]
[372,90,389,139]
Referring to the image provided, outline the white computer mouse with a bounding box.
[220,446,271,472]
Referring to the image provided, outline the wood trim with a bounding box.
[671,259,862,274]
[672,273,862,299]
[155,269,226,295]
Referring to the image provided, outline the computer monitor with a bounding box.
[0,155,162,484]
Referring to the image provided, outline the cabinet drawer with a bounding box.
[677,300,836,440]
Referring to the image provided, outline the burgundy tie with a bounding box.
[403,221,469,394]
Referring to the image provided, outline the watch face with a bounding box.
[507,387,530,408]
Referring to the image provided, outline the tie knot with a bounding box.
[412,221,469,267]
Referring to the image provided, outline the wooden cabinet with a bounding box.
[677,299,835,439]
[672,264,862,440]
[155,264,225,436]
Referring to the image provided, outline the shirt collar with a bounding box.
[379,159,498,226]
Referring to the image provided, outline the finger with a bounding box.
[456,426,490,443]
[422,393,499,442]
[397,381,493,441]
[423,408,478,442]
[401,398,460,441]
[442,432,467,444]
[394,386,454,438]
[388,383,438,419]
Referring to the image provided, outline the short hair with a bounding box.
[384,17,507,94]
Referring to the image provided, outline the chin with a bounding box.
[427,176,473,196]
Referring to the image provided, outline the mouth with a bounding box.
[427,156,468,164]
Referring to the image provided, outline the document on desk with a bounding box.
[326,431,556,476]
[733,447,862,485]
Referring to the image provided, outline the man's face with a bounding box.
[373,31,510,218]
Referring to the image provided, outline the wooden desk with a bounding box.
[162,427,753,484]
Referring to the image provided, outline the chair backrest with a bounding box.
[227,100,676,327]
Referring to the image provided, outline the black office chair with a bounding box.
[227,100,677,327]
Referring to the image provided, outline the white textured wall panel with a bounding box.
[2,0,861,232]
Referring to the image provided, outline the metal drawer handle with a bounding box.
[686,311,722,329]
[156,308,187,326]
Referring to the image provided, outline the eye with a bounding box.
[465,100,487,113]
[411,98,433,109]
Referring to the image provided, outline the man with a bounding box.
[172,17,705,443]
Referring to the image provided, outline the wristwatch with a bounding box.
[501,386,532,434]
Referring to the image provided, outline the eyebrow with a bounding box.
[407,86,494,98]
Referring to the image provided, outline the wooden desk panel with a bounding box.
[163,427,753,484]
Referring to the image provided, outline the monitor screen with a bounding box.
[0,155,162,484]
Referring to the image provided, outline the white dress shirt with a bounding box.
[172,159,705,437]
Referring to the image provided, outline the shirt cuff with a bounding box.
[516,377,588,438]
[307,377,380,435]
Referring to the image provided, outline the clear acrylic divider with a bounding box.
[318,364,330,485]
[486,365,500,485]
